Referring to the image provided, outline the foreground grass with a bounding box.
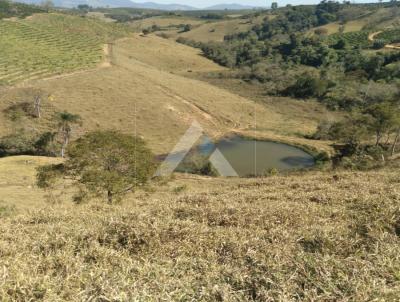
[0,157,399,300]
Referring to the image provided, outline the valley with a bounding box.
[0,1,400,300]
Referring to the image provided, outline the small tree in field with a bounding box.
[56,111,81,158]
[37,130,155,203]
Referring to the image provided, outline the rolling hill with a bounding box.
[0,31,332,155]
[19,0,197,9]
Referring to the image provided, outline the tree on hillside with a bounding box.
[271,2,278,10]
[363,102,400,147]
[33,94,42,118]
[37,130,155,203]
[55,112,81,158]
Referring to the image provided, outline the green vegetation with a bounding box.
[326,30,370,47]
[37,131,155,203]
[376,28,400,44]
[175,1,400,168]
[55,111,82,158]
[0,0,45,20]
[0,13,130,85]
[0,130,59,157]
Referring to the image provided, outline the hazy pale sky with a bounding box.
[135,0,328,8]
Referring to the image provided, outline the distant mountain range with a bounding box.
[204,3,260,10]
[16,0,263,10]
[123,1,197,10]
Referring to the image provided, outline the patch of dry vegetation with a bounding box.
[129,16,204,32]
[0,156,399,300]
[175,18,257,43]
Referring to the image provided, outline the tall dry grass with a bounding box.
[0,169,399,301]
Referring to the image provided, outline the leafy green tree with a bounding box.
[327,113,371,154]
[37,131,155,203]
[283,73,330,98]
[271,2,278,10]
[55,112,81,158]
[363,102,400,146]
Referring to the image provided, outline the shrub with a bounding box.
[177,153,218,177]
[0,130,59,157]
[3,102,34,121]
[282,73,330,98]
[0,131,37,156]
[182,24,192,33]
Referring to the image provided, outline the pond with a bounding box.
[194,135,315,177]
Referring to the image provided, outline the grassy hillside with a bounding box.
[0,33,333,155]
[130,14,267,42]
[0,13,130,85]
[129,15,205,32]
[0,155,399,300]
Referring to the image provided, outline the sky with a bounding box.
[134,0,329,8]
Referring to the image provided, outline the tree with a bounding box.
[327,113,371,154]
[77,4,90,10]
[33,94,41,118]
[37,131,155,203]
[55,111,81,158]
[363,102,400,147]
[391,127,400,156]
[271,2,278,10]
[283,73,330,98]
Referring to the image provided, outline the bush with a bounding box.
[0,131,59,157]
[282,73,330,98]
[3,102,34,121]
[182,24,192,33]
[372,39,386,49]
[177,153,218,176]
[0,132,37,157]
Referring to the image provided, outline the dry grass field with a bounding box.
[0,156,61,211]
[130,15,266,42]
[130,15,205,32]
[310,7,400,36]
[176,18,257,42]
[0,155,399,300]
[310,20,367,35]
